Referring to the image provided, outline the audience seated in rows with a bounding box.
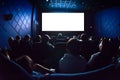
[6,34,120,78]
[8,35,33,60]
[7,34,55,68]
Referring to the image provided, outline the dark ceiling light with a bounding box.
[46,0,49,2]
[48,0,77,9]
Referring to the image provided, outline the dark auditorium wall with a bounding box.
[0,0,33,48]
[95,7,120,38]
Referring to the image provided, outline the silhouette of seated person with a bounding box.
[12,35,22,59]
[8,36,15,51]
[8,37,17,59]
[32,34,55,68]
[56,33,67,42]
[31,35,42,64]
[57,33,63,38]
[20,34,33,56]
[79,33,95,61]
[35,35,42,43]
[72,35,78,39]
[88,35,99,52]
[87,35,99,60]
[88,38,119,70]
[59,38,87,73]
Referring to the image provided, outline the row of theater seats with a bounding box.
[0,52,120,80]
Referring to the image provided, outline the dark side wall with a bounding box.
[0,0,32,48]
[95,7,120,38]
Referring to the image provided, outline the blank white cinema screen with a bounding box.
[42,13,84,31]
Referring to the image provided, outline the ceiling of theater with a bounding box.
[34,0,120,11]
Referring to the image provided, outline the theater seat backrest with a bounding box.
[0,54,34,80]
[43,64,114,80]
